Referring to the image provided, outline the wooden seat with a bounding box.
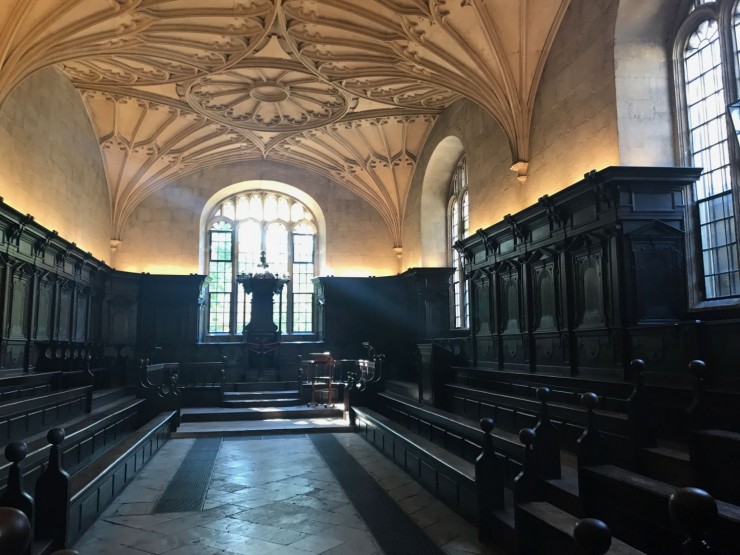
[301,353,336,407]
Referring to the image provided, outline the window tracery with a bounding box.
[449,156,470,328]
[676,0,740,302]
[207,191,316,334]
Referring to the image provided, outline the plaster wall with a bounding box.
[0,67,110,260]
[114,160,398,277]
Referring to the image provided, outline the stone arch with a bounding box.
[613,0,682,166]
[420,136,465,267]
[198,179,327,274]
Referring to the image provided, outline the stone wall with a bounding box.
[0,67,110,261]
[614,0,678,167]
[114,160,398,277]
[402,0,622,270]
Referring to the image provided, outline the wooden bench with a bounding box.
[0,387,92,443]
[0,397,145,492]
[67,410,176,545]
[450,367,633,413]
[353,406,479,521]
[0,372,59,404]
[444,383,631,456]
[581,464,740,554]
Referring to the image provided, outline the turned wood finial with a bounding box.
[0,441,33,530]
[480,417,495,434]
[573,518,612,554]
[5,442,27,464]
[630,358,645,382]
[514,427,538,505]
[48,427,65,447]
[581,392,600,411]
[689,360,707,380]
[536,386,551,403]
[669,487,717,554]
[0,507,31,554]
[520,427,536,447]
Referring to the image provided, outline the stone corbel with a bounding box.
[510,161,529,183]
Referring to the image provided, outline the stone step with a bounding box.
[224,381,301,392]
[172,416,352,438]
[223,390,299,400]
[181,405,342,422]
[223,398,302,408]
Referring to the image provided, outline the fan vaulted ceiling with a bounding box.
[0,0,570,247]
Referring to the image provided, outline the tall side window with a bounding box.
[676,1,740,304]
[206,192,317,335]
[449,156,470,328]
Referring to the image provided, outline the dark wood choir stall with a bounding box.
[3,167,740,553]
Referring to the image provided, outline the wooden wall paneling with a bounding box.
[458,167,703,379]
[471,269,495,368]
[35,272,54,341]
[529,249,569,376]
[0,255,9,368]
[57,278,73,342]
[74,286,89,343]
[498,259,528,372]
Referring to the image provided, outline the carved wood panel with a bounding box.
[57,281,73,341]
[572,248,606,328]
[8,266,32,340]
[75,288,89,342]
[35,274,54,341]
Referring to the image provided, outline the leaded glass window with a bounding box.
[677,2,740,302]
[206,192,316,334]
[449,156,470,328]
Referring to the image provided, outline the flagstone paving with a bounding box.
[73,434,499,554]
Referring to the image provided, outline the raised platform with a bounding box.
[172,416,352,438]
[181,404,343,421]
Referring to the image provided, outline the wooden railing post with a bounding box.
[514,428,538,506]
[577,393,607,469]
[533,387,561,479]
[476,417,504,542]
[35,428,70,550]
[0,442,34,529]
[687,360,710,432]
[577,392,608,515]
[669,487,718,554]
[573,518,612,555]
[627,359,656,451]
[0,506,31,555]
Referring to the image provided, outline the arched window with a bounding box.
[676,0,740,304]
[207,191,316,334]
[448,156,469,328]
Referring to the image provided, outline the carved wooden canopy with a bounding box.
[0,0,570,246]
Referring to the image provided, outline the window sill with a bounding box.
[688,298,740,312]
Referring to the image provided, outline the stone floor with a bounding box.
[74,433,501,555]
